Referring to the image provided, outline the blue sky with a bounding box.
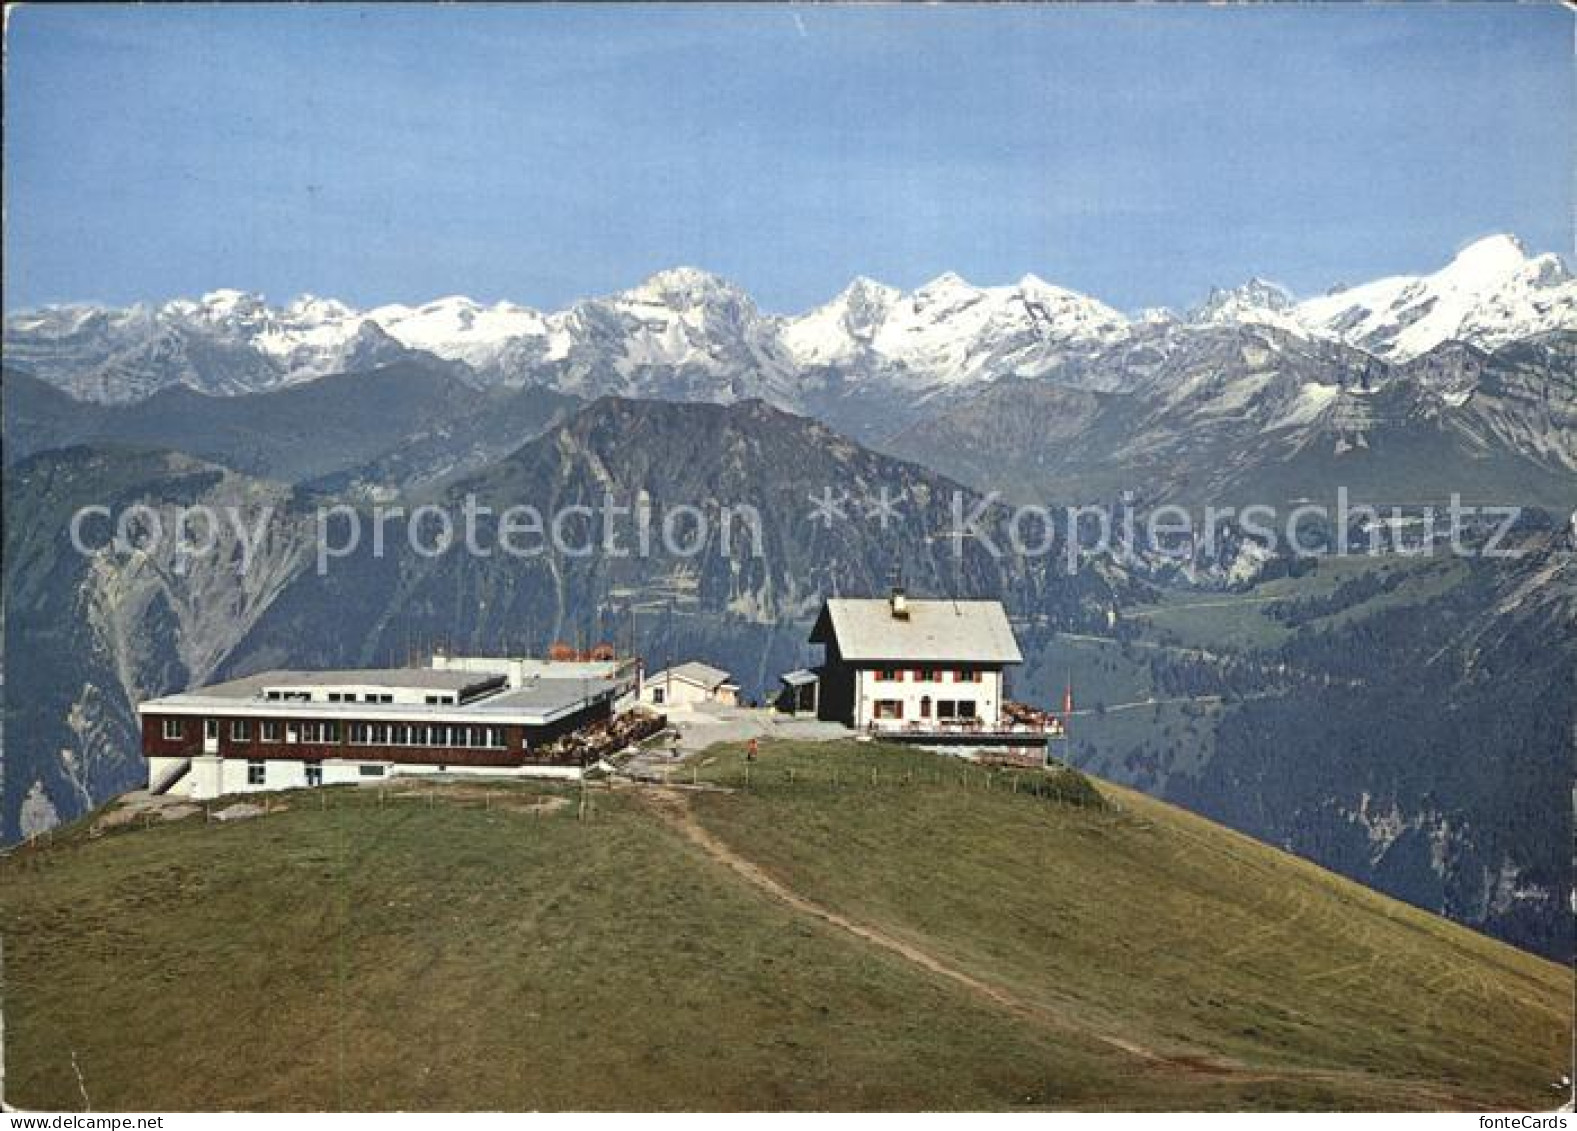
[5,4,1572,314]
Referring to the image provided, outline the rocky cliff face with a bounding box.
[3,449,313,838]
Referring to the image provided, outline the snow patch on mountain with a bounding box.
[779,270,1129,389]
[777,276,902,366]
[1294,235,1577,361]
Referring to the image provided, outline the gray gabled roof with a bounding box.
[811,599,1023,665]
[646,661,735,690]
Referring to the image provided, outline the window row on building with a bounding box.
[160,717,507,748]
[348,722,507,749]
[871,667,984,683]
[871,698,978,721]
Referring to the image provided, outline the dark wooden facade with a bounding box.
[141,699,612,769]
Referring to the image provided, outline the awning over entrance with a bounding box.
[778,669,820,715]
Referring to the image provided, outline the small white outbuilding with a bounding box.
[640,662,740,708]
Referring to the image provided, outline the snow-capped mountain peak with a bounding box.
[1447,232,1530,277]
[776,276,903,366]
[1187,277,1304,337]
[835,276,903,314]
[911,271,983,308]
[282,294,357,324]
[197,288,264,314]
[920,269,974,289]
[624,266,751,309]
[160,289,269,327]
[1293,233,1575,360]
[1193,277,1295,320]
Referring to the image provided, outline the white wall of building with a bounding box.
[852,668,1003,731]
[640,675,733,709]
[153,755,580,801]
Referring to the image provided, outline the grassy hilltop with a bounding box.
[2,741,1568,1111]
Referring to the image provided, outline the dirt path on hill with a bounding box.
[640,787,1166,1063]
[639,786,1494,1110]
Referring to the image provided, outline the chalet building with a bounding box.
[639,662,739,708]
[139,656,641,800]
[809,588,1036,748]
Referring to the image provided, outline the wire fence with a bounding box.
[5,753,1108,862]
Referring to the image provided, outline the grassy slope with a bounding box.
[3,748,1569,1111]
[688,742,1571,1110]
[3,785,1121,1112]
[1128,557,1471,653]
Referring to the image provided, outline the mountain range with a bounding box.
[8,234,1573,408]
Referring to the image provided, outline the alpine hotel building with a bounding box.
[139,656,636,799]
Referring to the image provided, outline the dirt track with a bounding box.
[640,786,1489,1109]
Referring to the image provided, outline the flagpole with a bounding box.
[1049,668,1073,768]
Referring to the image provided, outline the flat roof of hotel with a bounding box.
[185,669,500,698]
[465,678,621,714]
[138,668,615,725]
